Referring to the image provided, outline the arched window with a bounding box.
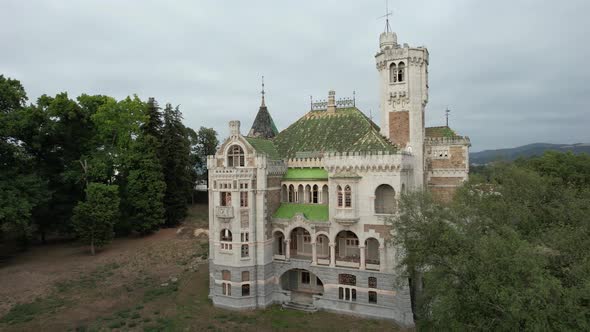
[389,63,397,83]
[227,145,245,167]
[337,185,343,207]
[305,185,311,203]
[322,185,329,204]
[288,185,295,203]
[221,229,232,250]
[397,62,405,82]
[312,185,319,204]
[282,184,288,202]
[220,229,232,242]
[298,185,304,203]
[344,185,352,208]
[375,184,395,214]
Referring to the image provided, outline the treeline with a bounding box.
[0,75,218,254]
[392,151,590,330]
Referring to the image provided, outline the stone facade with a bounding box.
[207,28,470,329]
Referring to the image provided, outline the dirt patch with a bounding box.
[0,204,401,331]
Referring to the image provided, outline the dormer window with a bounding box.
[227,145,245,167]
[389,63,397,83]
[397,62,405,82]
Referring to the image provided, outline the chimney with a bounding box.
[229,120,241,137]
[327,90,336,113]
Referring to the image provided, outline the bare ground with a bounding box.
[0,204,400,331]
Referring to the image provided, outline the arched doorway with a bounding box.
[365,238,380,270]
[280,269,324,304]
[274,231,285,257]
[375,184,395,214]
[290,227,312,260]
[335,230,360,268]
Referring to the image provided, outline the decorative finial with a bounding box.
[353,90,356,106]
[445,107,451,127]
[260,76,266,107]
[378,0,393,33]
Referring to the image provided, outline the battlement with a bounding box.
[425,136,471,147]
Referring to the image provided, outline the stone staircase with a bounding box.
[281,301,318,313]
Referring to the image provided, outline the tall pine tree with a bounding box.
[123,133,166,234]
[160,104,192,227]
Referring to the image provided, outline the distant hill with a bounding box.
[470,143,590,165]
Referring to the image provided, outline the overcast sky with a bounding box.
[1,0,589,152]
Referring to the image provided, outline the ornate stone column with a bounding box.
[329,243,336,267]
[311,241,317,265]
[286,239,291,260]
[359,245,366,270]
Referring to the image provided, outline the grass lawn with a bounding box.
[0,204,401,332]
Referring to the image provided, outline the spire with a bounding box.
[260,75,266,107]
[249,77,279,139]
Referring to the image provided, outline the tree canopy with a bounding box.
[0,74,214,252]
[390,153,590,330]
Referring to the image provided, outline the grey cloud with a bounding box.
[1,0,588,151]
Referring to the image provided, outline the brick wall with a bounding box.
[429,186,457,203]
[428,177,462,186]
[388,111,409,148]
[429,146,466,169]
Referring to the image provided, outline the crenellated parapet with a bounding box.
[324,151,413,173]
[425,136,471,147]
[286,157,324,168]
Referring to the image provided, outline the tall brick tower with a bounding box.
[375,28,429,188]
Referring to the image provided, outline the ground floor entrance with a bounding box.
[280,269,324,304]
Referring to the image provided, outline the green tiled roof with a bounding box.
[273,203,329,222]
[245,137,280,160]
[425,126,458,138]
[284,168,328,181]
[273,107,396,158]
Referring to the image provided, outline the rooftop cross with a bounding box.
[378,0,393,33]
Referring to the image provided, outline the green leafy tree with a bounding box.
[72,183,119,255]
[193,126,218,181]
[160,104,192,226]
[0,74,27,113]
[390,160,590,330]
[0,76,49,246]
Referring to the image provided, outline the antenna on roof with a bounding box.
[378,0,393,33]
[260,76,266,107]
[310,95,313,111]
[445,106,451,127]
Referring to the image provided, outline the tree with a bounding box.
[142,97,163,141]
[389,161,590,330]
[160,104,192,226]
[0,75,27,113]
[0,75,49,246]
[122,133,166,234]
[193,126,218,181]
[72,183,119,255]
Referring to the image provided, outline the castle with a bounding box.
[206,26,470,327]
